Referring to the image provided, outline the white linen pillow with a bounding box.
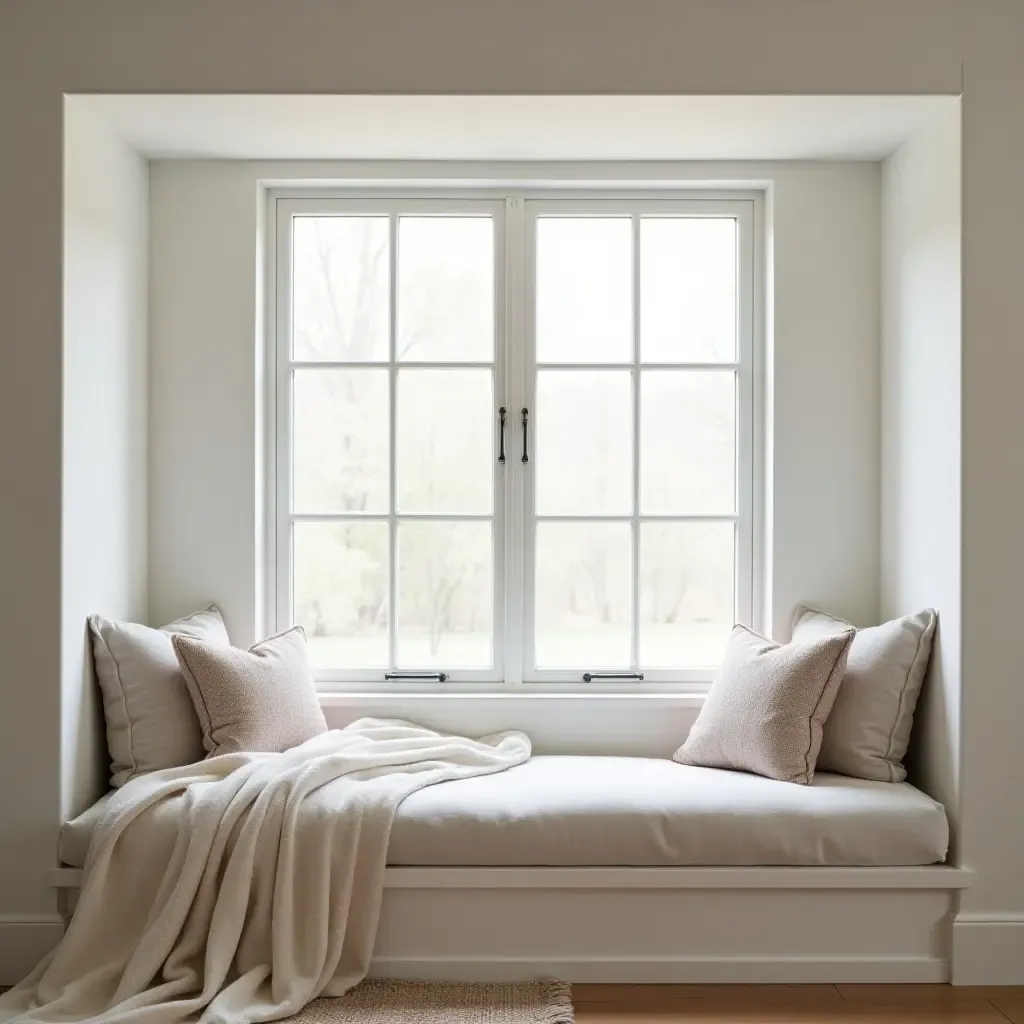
[673,624,854,784]
[791,605,936,783]
[173,625,327,756]
[89,605,230,787]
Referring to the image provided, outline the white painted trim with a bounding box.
[952,912,1024,985]
[45,868,960,985]
[268,186,761,689]
[369,884,953,983]
[381,866,971,890]
[519,196,758,684]
[47,864,970,892]
[271,194,508,686]
[48,868,84,888]
[367,956,948,984]
[0,915,64,986]
[316,689,708,704]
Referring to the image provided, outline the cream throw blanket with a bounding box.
[0,719,531,1024]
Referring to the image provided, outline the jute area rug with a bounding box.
[285,980,573,1023]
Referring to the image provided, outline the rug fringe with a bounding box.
[539,979,574,1024]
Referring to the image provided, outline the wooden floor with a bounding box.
[571,986,1024,1023]
[3,983,1023,1020]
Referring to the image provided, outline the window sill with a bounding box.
[316,690,708,755]
[317,690,708,710]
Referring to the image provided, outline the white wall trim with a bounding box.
[48,864,971,893]
[952,913,1024,985]
[383,866,971,890]
[368,955,948,984]
[316,686,710,703]
[32,874,961,985]
[368,885,953,983]
[43,863,963,987]
[0,914,63,986]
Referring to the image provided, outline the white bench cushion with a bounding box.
[59,755,948,869]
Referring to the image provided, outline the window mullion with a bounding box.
[631,213,641,672]
[387,212,398,673]
[505,195,527,685]
[275,202,293,638]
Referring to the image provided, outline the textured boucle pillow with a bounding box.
[172,625,328,757]
[674,624,854,784]
[791,605,936,782]
[89,605,230,787]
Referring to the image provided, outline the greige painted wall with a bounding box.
[1,0,1022,982]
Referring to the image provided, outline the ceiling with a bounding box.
[71,94,956,162]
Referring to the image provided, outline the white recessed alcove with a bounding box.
[57,92,962,982]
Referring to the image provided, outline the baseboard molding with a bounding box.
[0,915,63,986]
[368,956,948,984]
[952,913,1024,984]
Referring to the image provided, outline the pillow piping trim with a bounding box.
[171,635,217,755]
[248,623,306,653]
[882,609,937,783]
[799,629,854,785]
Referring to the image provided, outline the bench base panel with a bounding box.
[43,867,967,985]
[370,885,955,983]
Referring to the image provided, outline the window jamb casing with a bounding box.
[267,187,762,691]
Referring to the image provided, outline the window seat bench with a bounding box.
[51,755,965,983]
[58,755,949,869]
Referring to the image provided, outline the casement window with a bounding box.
[272,192,756,687]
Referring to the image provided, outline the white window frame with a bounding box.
[268,187,760,692]
[273,195,508,685]
[519,197,755,685]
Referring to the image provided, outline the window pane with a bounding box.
[292,217,389,361]
[294,521,389,669]
[640,522,735,667]
[536,370,632,516]
[640,370,736,515]
[293,368,389,514]
[534,522,631,669]
[397,521,493,668]
[641,218,737,363]
[397,369,493,515]
[397,217,493,362]
[536,218,632,363]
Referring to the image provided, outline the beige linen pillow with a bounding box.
[89,605,230,787]
[791,605,936,783]
[674,624,855,784]
[173,625,327,757]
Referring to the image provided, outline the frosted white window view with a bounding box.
[535,370,633,517]
[536,218,632,363]
[277,196,754,684]
[641,218,737,363]
[397,217,494,362]
[292,216,389,362]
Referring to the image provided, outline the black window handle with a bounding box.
[498,406,507,465]
[384,671,449,682]
[582,671,644,682]
[521,407,529,464]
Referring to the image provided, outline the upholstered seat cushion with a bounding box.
[60,755,948,870]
